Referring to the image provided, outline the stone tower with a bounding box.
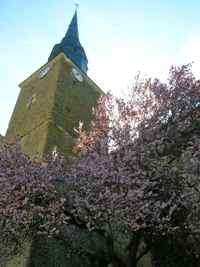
[6,11,103,159]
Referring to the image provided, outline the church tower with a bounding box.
[6,11,103,159]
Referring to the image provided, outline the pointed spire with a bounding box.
[64,10,79,42]
[48,10,88,73]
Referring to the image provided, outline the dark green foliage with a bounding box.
[152,235,200,267]
[28,238,67,267]
[28,224,109,267]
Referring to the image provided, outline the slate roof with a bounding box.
[48,11,88,73]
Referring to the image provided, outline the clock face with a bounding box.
[38,66,51,79]
[71,68,83,82]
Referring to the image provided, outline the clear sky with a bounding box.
[1,0,200,135]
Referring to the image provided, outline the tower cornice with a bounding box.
[19,53,103,95]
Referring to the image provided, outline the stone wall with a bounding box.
[6,53,103,160]
[0,135,4,145]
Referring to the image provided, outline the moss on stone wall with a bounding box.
[6,59,60,144]
[20,122,49,159]
[53,57,100,138]
[44,121,75,156]
[6,53,103,159]
[0,135,4,145]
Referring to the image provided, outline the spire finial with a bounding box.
[75,3,79,11]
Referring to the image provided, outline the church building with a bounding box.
[6,10,103,159]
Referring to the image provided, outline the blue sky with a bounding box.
[1,0,200,134]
